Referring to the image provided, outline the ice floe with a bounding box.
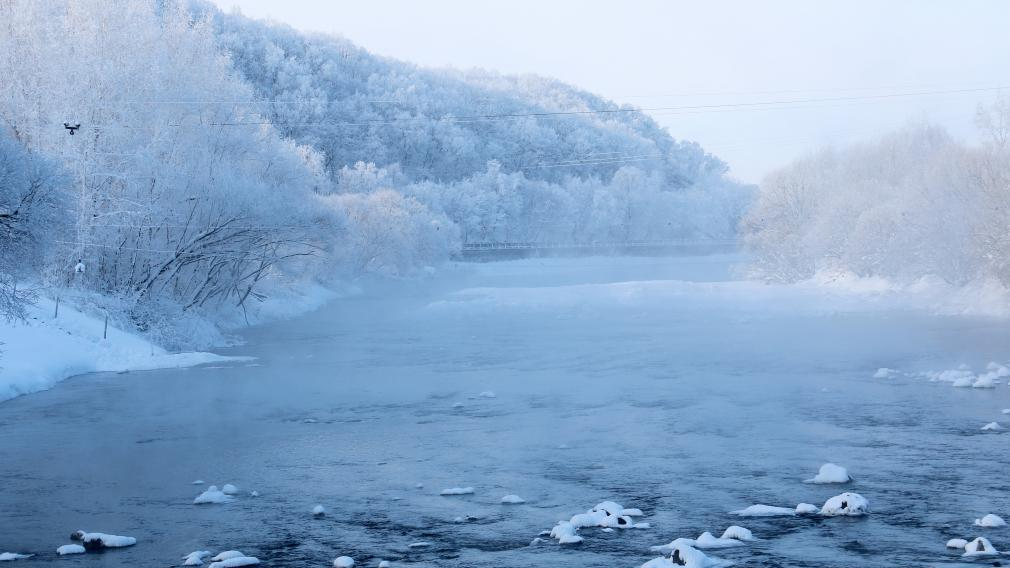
[804,463,851,483]
[440,487,474,495]
[194,485,232,505]
[333,556,355,567]
[963,537,999,557]
[820,492,869,516]
[501,494,525,504]
[56,545,85,555]
[0,553,31,561]
[974,514,1007,527]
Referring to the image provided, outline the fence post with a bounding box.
[103,313,108,340]
[54,295,60,319]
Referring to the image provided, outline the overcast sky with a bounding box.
[210,0,1010,183]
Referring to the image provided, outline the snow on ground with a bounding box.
[804,463,851,483]
[0,296,244,402]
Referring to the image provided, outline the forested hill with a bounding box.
[0,0,751,347]
[201,1,727,188]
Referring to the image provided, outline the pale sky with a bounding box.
[210,0,1010,183]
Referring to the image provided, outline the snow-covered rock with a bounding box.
[221,484,239,495]
[378,562,391,568]
[730,504,795,517]
[873,368,897,378]
[805,463,851,483]
[312,504,326,517]
[795,503,818,514]
[440,487,474,495]
[946,538,968,549]
[981,421,1002,431]
[974,514,1007,527]
[963,537,999,557]
[208,557,260,568]
[478,391,496,398]
[952,375,975,388]
[71,531,137,550]
[693,532,746,549]
[192,480,205,485]
[501,494,525,504]
[820,492,868,516]
[333,556,355,567]
[642,539,724,568]
[1002,408,1010,415]
[720,526,755,541]
[211,551,246,562]
[987,362,1010,377]
[549,521,583,544]
[194,485,232,504]
[0,553,32,561]
[183,551,212,566]
[56,545,85,555]
[249,490,259,497]
[407,542,431,548]
[973,373,997,388]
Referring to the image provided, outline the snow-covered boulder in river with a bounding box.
[56,544,85,555]
[194,485,232,504]
[730,504,795,517]
[70,531,137,550]
[183,550,212,566]
[642,539,725,568]
[974,514,1007,527]
[963,537,999,557]
[820,493,868,516]
[312,504,326,517]
[501,494,525,504]
[805,463,851,483]
[333,556,355,567]
[946,538,968,549]
[0,553,32,561]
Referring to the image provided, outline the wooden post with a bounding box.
[54,295,60,319]
[103,313,108,340]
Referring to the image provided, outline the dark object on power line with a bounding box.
[63,122,81,135]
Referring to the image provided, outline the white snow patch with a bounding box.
[795,503,818,515]
[974,514,1007,527]
[221,484,239,495]
[981,422,1002,431]
[642,539,726,568]
[946,538,968,549]
[478,391,496,398]
[56,545,85,555]
[804,463,851,484]
[440,487,474,496]
[549,521,583,544]
[211,551,246,562]
[183,551,212,566]
[720,526,755,541]
[873,368,897,378]
[501,494,525,504]
[0,553,31,561]
[209,557,260,568]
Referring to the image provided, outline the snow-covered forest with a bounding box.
[0,0,751,346]
[743,104,1010,286]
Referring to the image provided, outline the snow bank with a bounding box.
[194,485,232,504]
[440,487,474,495]
[730,504,795,517]
[0,296,244,403]
[0,553,31,561]
[974,514,1007,527]
[804,463,851,483]
[820,493,869,516]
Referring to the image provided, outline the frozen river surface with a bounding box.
[1,254,1009,567]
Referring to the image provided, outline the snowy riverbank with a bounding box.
[0,296,240,402]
